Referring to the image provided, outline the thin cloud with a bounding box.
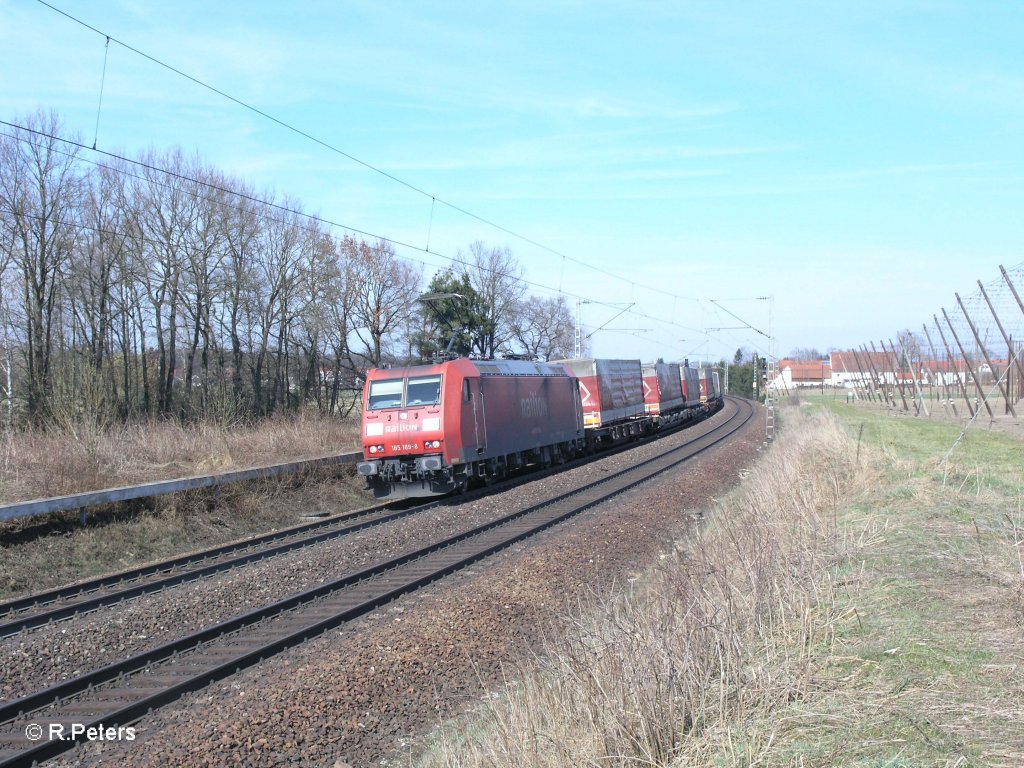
[825,161,997,180]
[548,95,736,120]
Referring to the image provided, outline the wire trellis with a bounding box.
[840,262,1024,421]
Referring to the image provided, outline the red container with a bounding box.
[553,358,644,428]
[641,362,684,416]
[680,364,702,408]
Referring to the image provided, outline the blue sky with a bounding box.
[2,0,1022,363]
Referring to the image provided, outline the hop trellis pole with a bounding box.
[842,263,1024,424]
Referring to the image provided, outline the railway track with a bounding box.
[0,499,438,638]
[0,398,752,767]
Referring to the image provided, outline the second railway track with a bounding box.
[0,397,753,768]
[0,499,438,638]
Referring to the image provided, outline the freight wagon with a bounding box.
[552,358,649,444]
[641,362,688,427]
[681,363,702,408]
[358,355,723,500]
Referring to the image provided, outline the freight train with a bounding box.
[356,357,723,500]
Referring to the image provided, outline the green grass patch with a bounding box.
[763,398,1024,766]
[801,393,1024,488]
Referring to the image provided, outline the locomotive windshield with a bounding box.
[367,379,403,410]
[367,375,443,410]
[406,375,442,406]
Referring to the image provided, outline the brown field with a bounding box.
[0,411,361,505]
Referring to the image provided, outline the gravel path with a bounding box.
[29,402,764,767]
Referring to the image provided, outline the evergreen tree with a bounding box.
[414,268,488,360]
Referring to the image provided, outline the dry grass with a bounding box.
[0,467,369,599]
[0,409,366,599]
[410,408,865,767]
[0,409,361,504]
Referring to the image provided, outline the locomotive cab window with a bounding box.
[406,375,442,407]
[367,379,403,410]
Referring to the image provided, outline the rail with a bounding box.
[0,450,362,524]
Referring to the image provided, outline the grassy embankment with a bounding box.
[0,412,365,599]
[408,398,1024,767]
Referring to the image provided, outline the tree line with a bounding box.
[0,111,575,427]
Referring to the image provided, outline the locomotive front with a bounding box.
[357,361,463,499]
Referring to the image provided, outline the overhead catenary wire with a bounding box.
[91,35,110,150]
[709,299,770,338]
[33,0,704,308]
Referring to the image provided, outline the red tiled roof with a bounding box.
[779,361,828,381]
[830,351,891,372]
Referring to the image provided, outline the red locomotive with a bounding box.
[358,356,724,500]
[357,358,583,499]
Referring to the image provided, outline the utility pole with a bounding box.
[897,334,929,417]
[979,280,1024,410]
[574,298,584,359]
[933,314,975,417]
[765,296,776,442]
[708,296,773,440]
[921,323,954,417]
[956,292,1015,417]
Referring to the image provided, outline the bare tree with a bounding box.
[49,162,131,422]
[107,161,151,417]
[219,184,261,407]
[180,166,228,417]
[0,246,16,426]
[463,241,524,359]
[322,235,358,412]
[509,295,575,360]
[0,111,83,419]
[344,237,421,367]
[68,162,130,379]
[288,224,337,407]
[131,148,204,415]
[787,347,825,361]
[0,109,440,424]
[246,199,305,413]
[0,177,16,425]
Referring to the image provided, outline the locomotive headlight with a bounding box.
[426,440,441,449]
[368,444,385,454]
